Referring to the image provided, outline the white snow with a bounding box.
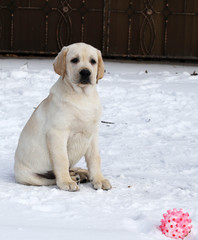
[0,58,198,240]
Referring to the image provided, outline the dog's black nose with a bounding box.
[80,69,91,77]
[79,69,91,85]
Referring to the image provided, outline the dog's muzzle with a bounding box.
[79,69,91,84]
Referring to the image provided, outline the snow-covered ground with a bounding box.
[0,58,198,240]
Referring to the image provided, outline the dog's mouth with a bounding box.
[78,69,92,85]
[79,77,91,85]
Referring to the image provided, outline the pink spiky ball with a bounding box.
[160,208,192,239]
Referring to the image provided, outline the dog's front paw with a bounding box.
[57,180,79,192]
[92,178,112,190]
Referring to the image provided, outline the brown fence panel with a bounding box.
[0,0,104,55]
[105,0,198,59]
[0,0,198,60]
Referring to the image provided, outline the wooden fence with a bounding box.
[0,0,198,60]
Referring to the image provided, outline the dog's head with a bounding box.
[53,43,104,87]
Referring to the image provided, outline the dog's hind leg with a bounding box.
[15,169,56,186]
[35,169,89,185]
[69,168,90,183]
[14,164,89,186]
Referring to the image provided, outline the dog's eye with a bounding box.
[90,59,96,65]
[71,58,79,64]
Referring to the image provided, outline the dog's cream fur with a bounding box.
[14,43,112,191]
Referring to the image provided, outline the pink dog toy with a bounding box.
[160,208,192,239]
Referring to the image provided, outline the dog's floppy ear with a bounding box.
[53,47,68,78]
[96,50,104,83]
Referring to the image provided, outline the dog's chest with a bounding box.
[67,121,96,167]
[67,105,101,166]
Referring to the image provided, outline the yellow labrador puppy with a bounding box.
[14,43,112,191]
